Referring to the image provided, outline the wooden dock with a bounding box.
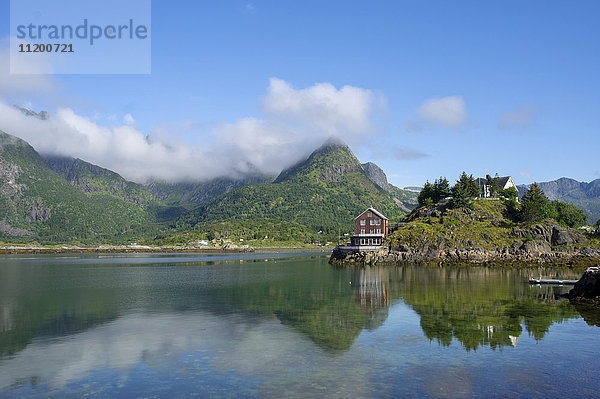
[528,278,578,285]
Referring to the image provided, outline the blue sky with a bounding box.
[1,0,599,186]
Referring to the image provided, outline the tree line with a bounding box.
[418,172,589,228]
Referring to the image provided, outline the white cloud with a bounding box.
[0,78,384,182]
[416,95,468,130]
[211,78,385,175]
[0,312,374,396]
[263,78,379,136]
[499,106,539,129]
[520,171,532,179]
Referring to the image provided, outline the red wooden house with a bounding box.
[350,208,388,247]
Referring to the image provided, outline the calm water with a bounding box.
[1,252,599,398]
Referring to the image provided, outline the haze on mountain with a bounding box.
[0,76,386,183]
[0,128,417,243]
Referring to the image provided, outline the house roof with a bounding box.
[497,176,512,187]
[476,176,512,187]
[354,207,388,220]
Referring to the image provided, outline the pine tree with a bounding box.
[432,177,450,202]
[520,183,550,223]
[449,172,477,209]
[418,181,435,206]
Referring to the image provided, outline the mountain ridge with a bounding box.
[0,127,418,243]
[0,130,155,242]
[177,139,418,235]
[518,177,600,223]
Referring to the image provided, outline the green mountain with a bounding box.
[42,155,154,207]
[0,127,417,244]
[145,173,274,208]
[177,138,417,236]
[0,131,155,243]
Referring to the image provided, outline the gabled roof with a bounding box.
[476,176,512,187]
[497,176,512,187]
[354,207,388,220]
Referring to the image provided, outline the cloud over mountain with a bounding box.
[0,78,385,182]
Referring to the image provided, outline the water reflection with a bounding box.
[393,266,581,350]
[0,254,599,396]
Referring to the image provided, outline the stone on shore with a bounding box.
[567,266,600,305]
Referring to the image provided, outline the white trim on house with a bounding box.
[354,207,388,220]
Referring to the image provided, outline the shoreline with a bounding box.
[329,246,600,269]
[0,245,333,255]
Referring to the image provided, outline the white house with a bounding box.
[475,176,516,198]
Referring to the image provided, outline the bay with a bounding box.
[0,252,599,398]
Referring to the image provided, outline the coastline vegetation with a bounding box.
[417,172,589,228]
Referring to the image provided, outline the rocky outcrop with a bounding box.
[0,219,32,236]
[331,200,599,267]
[566,267,600,305]
[330,245,600,267]
[331,219,598,266]
[362,162,390,191]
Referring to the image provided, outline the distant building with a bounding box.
[350,208,388,247]
[475,176,516,198]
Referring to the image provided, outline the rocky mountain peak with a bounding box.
[274,138,360,183]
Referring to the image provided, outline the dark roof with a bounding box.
[354,207,388,220]
[497,176,512,187]
[475,178,487,186]
[476,176,512,187]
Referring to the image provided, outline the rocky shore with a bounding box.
[330,245,600,268]
[566,266,600,305]
[330,221,600,268]
[0,243,255,254]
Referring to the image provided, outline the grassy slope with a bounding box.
[388,199,600,252]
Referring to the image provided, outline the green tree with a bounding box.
[418,178,449,206]
[449,181,473,209]
[595,219,600,236]
[433,177,450,202]
[449,172,479,209]
[455,172,479,197]
[520,183,551,223]
[551,201,588,228]
[418,181,435,206]
[501,186,519,201]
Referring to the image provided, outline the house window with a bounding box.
[370,219,375,225]
[370,229,374,234]
[376,229,381,234]
[360,238,366,245]
[375,219,381,225]
[360,219,365,226]
[367,211,372,217]
[360,229,365,234]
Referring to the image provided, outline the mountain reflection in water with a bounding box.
[1,254,599,397]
